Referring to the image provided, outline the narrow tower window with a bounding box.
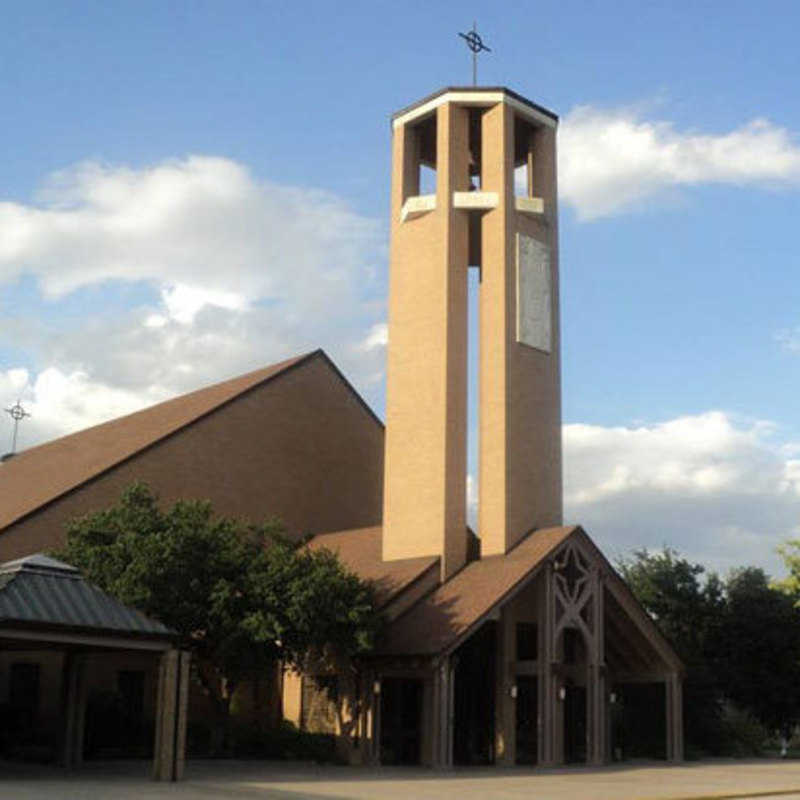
[468,107,484,190]
[467,264,480,533]
[410,114,437,197]
[514,116,538,198]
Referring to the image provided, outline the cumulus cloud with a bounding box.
[0,155,382,305]
[563,411,800,576]
[358,322,388,352]
[0,155,387,441]
[0,366,171,452]
[559,107,800,219]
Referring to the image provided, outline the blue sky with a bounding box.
[2,1,800,576]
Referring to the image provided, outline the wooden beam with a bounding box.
[60,652,86,769]
[539,564,557,766]
[152,649,190,781]
[0,628,172,651]
[666,672,684,762]
[588,569,606,765]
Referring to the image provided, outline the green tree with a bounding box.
[774,539,800,598]
[55,483,381,751]
[714,567,800,736]
[617,547,724,659]
[617,548,725,754]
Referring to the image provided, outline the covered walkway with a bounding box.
[0,554,189,780]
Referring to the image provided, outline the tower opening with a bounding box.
[514,115,538,198]
[467,264,480,534]
[467,107,485,267]
[409,114,437,197]
[468,107,484,190]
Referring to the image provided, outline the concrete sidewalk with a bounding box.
[2,759,800,800]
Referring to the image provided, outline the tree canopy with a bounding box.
[619,548,800,754]
[54,483,382,747]
[717,567,800,734]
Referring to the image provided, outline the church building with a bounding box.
[0,86,683,769]
[288,86,684,767]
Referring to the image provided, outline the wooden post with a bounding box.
[371,674,381,765]
[60,653,86,769]
[539,564,556,766]
[665,672,684,762]
[433,658,453,768]
[152,649,190,781]
[589,569,606,765]
[494,608,515,765]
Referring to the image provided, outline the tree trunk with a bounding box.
[209,695,232,756]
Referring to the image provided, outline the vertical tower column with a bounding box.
[383,100,470,580]
[384,87,562,572]
[479,101,562,556]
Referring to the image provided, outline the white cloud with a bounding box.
[0,155,388,442]
[559,107,800,219]
[0,367,171,452]
[6,369,29,393]
[357,322,388,352]
[160,283,247,325]
[563,411,800,576]
[0,155,383,304]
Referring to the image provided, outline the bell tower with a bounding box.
[382,88,562,578]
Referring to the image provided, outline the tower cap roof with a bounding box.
[391,86,558,130]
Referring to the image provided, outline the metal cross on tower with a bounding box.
[5,399,30,455]
[458,22,491,86]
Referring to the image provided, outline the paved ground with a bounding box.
[3,759,800,800]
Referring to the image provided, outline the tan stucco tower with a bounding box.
[383,87,562,575]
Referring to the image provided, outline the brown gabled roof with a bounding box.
[307,526,439,609]
[378,526,577,656]
[0,351,317,533]
[375,524,684,673]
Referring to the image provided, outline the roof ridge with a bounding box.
[0,350,320,533]
[378,526,576,656]
[7,350,319,463]
[0,552,81,576]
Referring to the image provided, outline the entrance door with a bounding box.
[379,678,423,765]
[515,676,538,765]
[564,683,587,763]
[453,621,497,765]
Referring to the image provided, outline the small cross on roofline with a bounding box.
[458,22,491,86]
[4,399,31,455]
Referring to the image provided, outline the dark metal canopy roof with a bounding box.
[0,553,173,639]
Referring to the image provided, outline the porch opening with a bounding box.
[453,620,497,765]
[515,675,538,765]
[558,626,588,764]
[379,677,423,765]
[563,680,587,763]
[611,682,667,761]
